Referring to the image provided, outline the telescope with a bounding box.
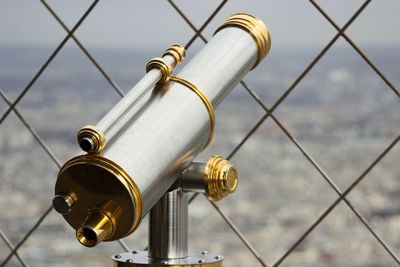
[53,13,270,266]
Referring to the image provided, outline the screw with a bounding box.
[215,255,223,260]
[198,259,205,263]
[201,251,208,255]
[132,250,138,254]
[126,259,133,263]
[161,260,169,264]
[114,254,121,259]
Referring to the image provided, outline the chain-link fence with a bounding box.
[1,1,399,266]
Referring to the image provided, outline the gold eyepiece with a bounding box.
[76,208,116,247]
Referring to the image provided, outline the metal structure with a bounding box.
[0,1,399,267]
[53,13,268,266]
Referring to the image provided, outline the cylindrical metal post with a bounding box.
[112,189,224,266]
[149,189,188,259]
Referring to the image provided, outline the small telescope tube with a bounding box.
[96,45,185,140]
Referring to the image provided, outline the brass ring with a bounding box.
[146,57,172,83]
[170,76,215,150]
[77,125,105,154]
[162,44,186,68]
[214,13,271,69]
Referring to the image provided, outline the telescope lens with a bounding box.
[79,137,94,152]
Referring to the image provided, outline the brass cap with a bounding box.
[146,57,173,83]
[215,13,271,69]
[163,44,186,68]
[55,155,143,246]
[77,125,105,154]
[204,156,239,201]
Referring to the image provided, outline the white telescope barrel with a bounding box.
[53,13,271,247]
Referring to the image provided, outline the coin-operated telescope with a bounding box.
[53,13,270,266]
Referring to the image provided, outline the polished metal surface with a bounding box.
[55,155,142,245]
[112,251,223,267]
[215,13,271,69]
[149,190,188,259]
[2,0,398,266]
[76,207,115,247]
[146,57,173,83]
[95,44,185,144]
[103,24,262,215]
[179,156,238,201]
[53,13,270,246]
[163,44,186,68]
[180,163,206,193]
[169,76,215,149]
[203,156,238,201]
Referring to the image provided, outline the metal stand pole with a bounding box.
[112,189,224,266]
[149,189,188,259]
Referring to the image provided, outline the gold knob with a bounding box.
[204,156,239,201]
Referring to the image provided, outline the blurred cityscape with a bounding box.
[0,45,399,267]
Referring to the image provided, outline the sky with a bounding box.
[0,0,399,50]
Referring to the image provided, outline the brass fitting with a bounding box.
[76,201,119,247]
[179,156,239,201]
[163,44,186,68]
[146,57,173,83]
[204,156,238,201]
[53,155,143,247]
[146,44,186,84]
[77,125,105,154]
[215,13,271,69]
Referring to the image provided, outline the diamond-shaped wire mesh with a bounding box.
[0,1,399,266]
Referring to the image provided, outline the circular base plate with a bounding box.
[112,251,223,266]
